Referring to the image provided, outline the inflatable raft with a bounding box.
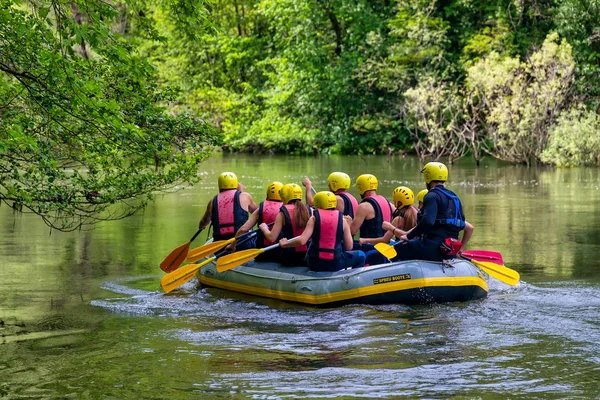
[197,258,488,306]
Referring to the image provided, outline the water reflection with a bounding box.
[3,154,600,398]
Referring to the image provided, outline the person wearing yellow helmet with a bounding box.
[280,191,365,271]
[362,187,418,246]
[414,189,428,225]
[390,162,473,262]
[199,172,258,248]
[235,181,283,259]
[348,174,395,239]
[259,183,311,265]
[302,172,359,217]
[344,174,395,264]
[416,189,428,209]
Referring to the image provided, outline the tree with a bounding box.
[541,106,600,166]
[0,0,219,231]
[465,33,575,164]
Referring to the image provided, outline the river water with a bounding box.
[1,154,600,398]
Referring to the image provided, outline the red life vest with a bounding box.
[308,209,344,261]
[257,200,282,247]
[210,190,248,240]
[337,191,359,218]
[281,204,308,253]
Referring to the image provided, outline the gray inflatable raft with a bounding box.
[198,258,488,306]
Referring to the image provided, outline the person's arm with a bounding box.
[342,218,353,250]
[199,200,212,230]
[389,201,396,215]
[350,203,369,236]
[259,212,284,242]
[280,216,314,247]
[460,221,474,252]
[335,196,344,213]
[236,209,259,236]
[382,216,407,241]
[359,229,393,245]
[302,177,314,206]
[406,193,437,240]
[240,192,258,213]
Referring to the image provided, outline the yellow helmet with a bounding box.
[266,181,283,201]
[313,191,337,210]
[327,172,351,192]
[356,174,378,195]
[416,189,428,203]
[218,172,238,190]
[421,162,448,184]
[279,183,303,204]
[392,187,414,208]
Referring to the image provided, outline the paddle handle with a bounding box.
[237,222,274,240]
[190,228,204,242]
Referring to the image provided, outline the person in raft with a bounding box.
[414,189,428,225]
[198,172,258,250]
[386,162,473,262]
[259,183,311,266]
[279,191,366,271]
[235,181,284,261]
[347,174,395,263]
[302,172,359,217]
[416,189,428,210]
[361,186,418,245]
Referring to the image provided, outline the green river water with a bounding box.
[1,154,600,399]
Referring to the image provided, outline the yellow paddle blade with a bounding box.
[216,248,265,273]
[471,259,520,286]
[187,238,235,263]
[160,241,191,273]
[161,257,216,293]
[374,242,397,260]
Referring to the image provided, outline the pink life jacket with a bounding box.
[281,204,308,253]
[210,190,248,240]
[309,209,344,261]
[257,200,282,247]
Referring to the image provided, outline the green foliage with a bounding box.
[0,0,219,230]
[541,107,600,167]
[465,33,575,164]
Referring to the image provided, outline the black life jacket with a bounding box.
[337,192,358,218]
[359,195,392,239]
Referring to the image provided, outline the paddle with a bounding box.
[374,242,399,260]
[459,255,520,286]
[161,254,219,293]
[186,223,272,263]
[161,232,258,293]
[160,228,204,273]
[215,236,300,273]
[462,250,504,265]
[374,242,519,286]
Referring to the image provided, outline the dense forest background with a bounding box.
[130,0,600,165]
[1,0,600,229]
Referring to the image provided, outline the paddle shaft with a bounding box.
[161,233,257,293]
[216,236,301,272]
[190,228,203,242]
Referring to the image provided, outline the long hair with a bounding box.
[289,199,309,229]
[393,206,417,231]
